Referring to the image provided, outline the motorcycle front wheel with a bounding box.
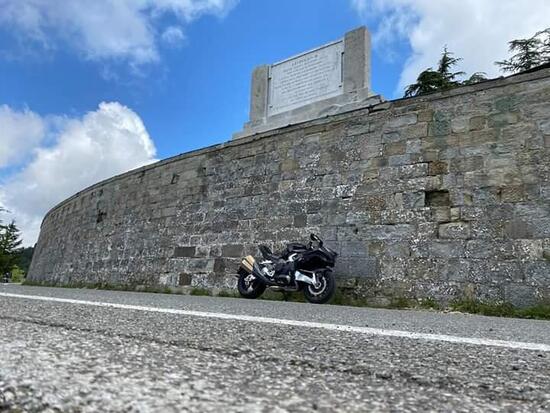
[237,273,266,299]
[303,270,335,304]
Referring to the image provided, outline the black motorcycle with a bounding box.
[236,234,338,304]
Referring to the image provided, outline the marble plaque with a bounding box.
[267,41,344,116]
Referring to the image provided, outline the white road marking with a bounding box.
[1,291,549,352]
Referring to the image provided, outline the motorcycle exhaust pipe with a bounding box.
[239,256,275,286]
[241,255,254,273]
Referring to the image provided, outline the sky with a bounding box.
[1,0,549,246]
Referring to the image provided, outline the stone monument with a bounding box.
[234,26,382,139]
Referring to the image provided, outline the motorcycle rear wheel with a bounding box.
[237,273,266,299]
[303,270,335,304]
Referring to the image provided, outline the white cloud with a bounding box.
[0,105,45,168]
[161,26,186,47]
[0,0,238,65]
[352,0,550,96]
[0,102,157,245]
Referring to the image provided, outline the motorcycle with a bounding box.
[236,233,338,304]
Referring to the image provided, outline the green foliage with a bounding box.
[451,299,550,320]
[190,287,211,296]
[217,290,239,298]
[388,296,410,309]
[16,246,34,274]
[517,304,550,320]
[452,299,515,317]
[496,28,550,73]
[405,48,489,98]
[462,72,488,85]
[0,208,23,276]
[418,297,440,310]
[10,265,24,283]
[330,288,369,307]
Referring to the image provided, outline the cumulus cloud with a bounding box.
[0,102,157,245]
[0,0,238,65]
[0,105,45,168]
[352,0,550,95]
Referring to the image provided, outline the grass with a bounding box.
[20,279,550,320]
[388,296,410,309]
[517,303,550,319]
[217,290,239,298]
[330,289,370,307]
[418,297,441,310]
[189,287,210,296]
[22,279,173,295]
[450,299,550,320]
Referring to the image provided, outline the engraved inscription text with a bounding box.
[268,41,343,116]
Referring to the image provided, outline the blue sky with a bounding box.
[0,0,409,158]
[1,0,549,244]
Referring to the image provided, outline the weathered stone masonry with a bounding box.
[29,68,550,307]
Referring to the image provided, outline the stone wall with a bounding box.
[29,68,550,307]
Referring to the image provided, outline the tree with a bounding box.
[0,208,23,276]
[16,246,35,274]
[462,72,488,85]
[496,28,550,73]
[405,48,468,97]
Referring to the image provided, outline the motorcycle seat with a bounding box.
[286,243,308,255]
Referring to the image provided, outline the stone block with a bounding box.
[431,112,451,136]
[431,207,450,223]
[469,116,486,131]
[443,259,470,281]
[429,241,465,258]
[524,261,550,286]
[293,214,307,228]
[399,163,428,179]
[450,156,484,173]
[385,141,406,155]
[222,244,245,258]
[178,273,192,286]
[428,161,449,176]
[468,260,523,285]
[450,207,461,221]
[402,191,425,209]
[438,222,471,239]
[504,284,539,308]
[388,154,411,166]
[417,110,433,123]
[494,95,518,112]
[385,114,417,129]
[343,26,371,93]
[451,117,469,133]
[361,224,415,240]
[465,240,495,259]
[499,186,525,203]
[504,219,532,239]
[174,246,196,258]
[405,138,422,154]
[383,241,410,258]
[488,112,519,128]
[402,122,428,139]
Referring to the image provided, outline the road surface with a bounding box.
[1,284,549,412]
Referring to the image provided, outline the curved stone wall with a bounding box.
[29,68,550,307]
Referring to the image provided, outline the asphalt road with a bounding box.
[1,284,549,412]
